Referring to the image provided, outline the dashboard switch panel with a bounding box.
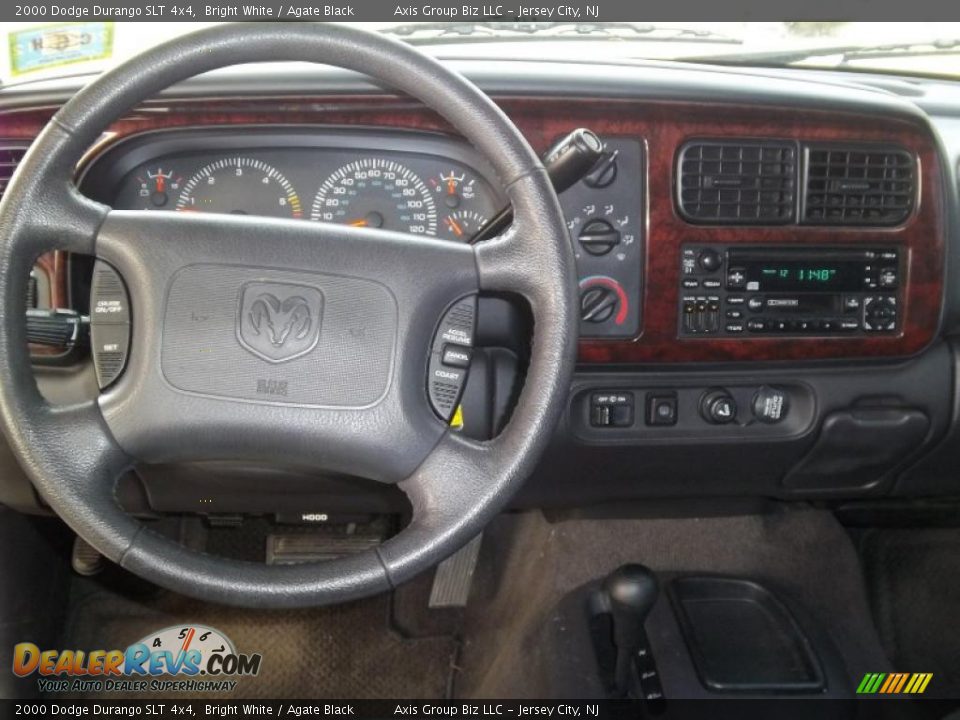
[561,139,644,339]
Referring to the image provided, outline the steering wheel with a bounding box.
[0,23,577,607]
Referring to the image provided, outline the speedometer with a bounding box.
[311,158,438,236]
[176,157,302,218]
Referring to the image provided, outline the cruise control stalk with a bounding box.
[469,127,605,244]
[25,308,88,349]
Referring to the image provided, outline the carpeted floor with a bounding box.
[861,527,960,699]
[456,508,891,698]
[55,572,458,699]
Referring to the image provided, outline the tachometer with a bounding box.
[176,157,302,218]
[310,158,438,236]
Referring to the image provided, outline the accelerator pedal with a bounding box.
[71,535,105,576]
[428,533,483,608]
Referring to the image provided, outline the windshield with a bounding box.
[2,21,960,85]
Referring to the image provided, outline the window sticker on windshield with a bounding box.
[8,22,113,77]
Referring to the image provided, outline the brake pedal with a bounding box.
[429,533,482,608]
[72,535,105,576]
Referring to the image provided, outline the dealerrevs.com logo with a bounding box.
[12,625,262,694]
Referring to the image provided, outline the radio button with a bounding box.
[748,297,764,313]
[879,268,898,289]
[725,322,745,333]
[839,320,860,331]
[727,268,747,290]
[682,279,700,289]
[698,249,723,272]
[843,296,862,314]
[726,309,743,319]
[703,279,722,289]
[819,319,837,332]
[726,295,745,305]
[747,319,767,333]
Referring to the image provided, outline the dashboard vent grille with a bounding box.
[0,144,28,201]
[803,145,915,225]
[677,140,797,224]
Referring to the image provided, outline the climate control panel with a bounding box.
[560,139,644,339]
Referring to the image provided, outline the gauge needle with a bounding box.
[348,219,368,227]
[446,217,464,236]
[447,179,456,194]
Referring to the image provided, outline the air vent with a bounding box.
[677,140,797,224]
[0,143,28,201]
[802,145,915,225]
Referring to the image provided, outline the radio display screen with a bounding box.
[741,260,864,292]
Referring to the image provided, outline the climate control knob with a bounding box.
[579,276,628,326]
[578,219,621,256]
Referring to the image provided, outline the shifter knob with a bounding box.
[602,564,659,697]
[603,563,658,619]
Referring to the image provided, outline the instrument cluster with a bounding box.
[94,129,502,243]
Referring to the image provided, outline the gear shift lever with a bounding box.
[602,564,659,698]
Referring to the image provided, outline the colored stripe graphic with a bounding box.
[857,672,932,694]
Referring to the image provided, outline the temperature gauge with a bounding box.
[136,167,181,209]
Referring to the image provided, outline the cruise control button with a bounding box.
[428,353,467,422]
[429,296,477,421]
[90,261,131,325]
[433,296,476,352]
[90,323,130,390]
[441,344,472,368]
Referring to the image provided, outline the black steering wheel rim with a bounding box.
[0,22,577,608]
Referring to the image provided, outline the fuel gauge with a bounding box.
[135,167,182,209]
[443,209,488,241]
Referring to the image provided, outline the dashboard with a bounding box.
[83,127,647,340]
[2,57,960,514]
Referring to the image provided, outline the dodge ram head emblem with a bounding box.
[237,282,324,363]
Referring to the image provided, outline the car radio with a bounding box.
[678,245,901,336]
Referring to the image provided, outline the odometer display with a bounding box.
[311,158,438,236]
